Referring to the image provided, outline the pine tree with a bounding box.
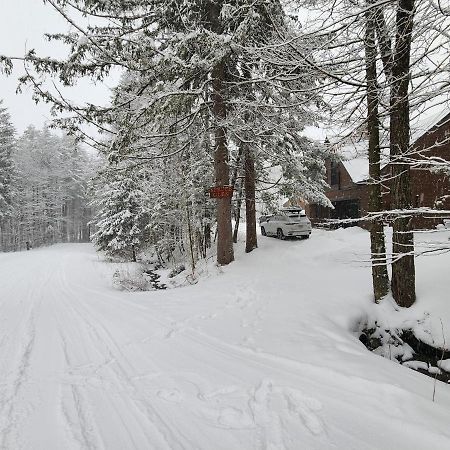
[0,101,15,220]
[2,126,94,251]
[92,167,147,262]
[2,0,328,264]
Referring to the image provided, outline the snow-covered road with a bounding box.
[1,232,450,449]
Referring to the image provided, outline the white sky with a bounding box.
[0,0,113,133]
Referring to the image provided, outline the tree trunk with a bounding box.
[373,7,393,83]
[365,2,389,302]
[231,146,243,244]
[390,0,416,307]
[186,202,196,273]
[212,59,234,265]
[244,145,257,253]
[233,177,243,243]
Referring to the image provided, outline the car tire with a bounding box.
[300,235,310,240]
[261,227,266,236]
[277,228,285,240]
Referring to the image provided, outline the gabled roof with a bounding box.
[337,103,450,183]
[411,106,450,143]
[337,141,368,183]
[342,157,370,183]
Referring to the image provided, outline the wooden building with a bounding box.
[307,110,450,228]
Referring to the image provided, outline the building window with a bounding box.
[330,161,340,188]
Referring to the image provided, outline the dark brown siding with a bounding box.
[308,113,450,229]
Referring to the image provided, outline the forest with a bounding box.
[1,2,450,448]
[1,0,450,307]
[0,107,95,252]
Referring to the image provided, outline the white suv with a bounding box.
[260,208,312,239]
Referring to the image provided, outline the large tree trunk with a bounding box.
[231,146,243,244]
[244,145,257,253]
[240,67,257,253]
[373,7,393,83]
[232,178,243,244]
[390,0,416,307]
[212,59,234,265]
[208,0,234,266]
[365,3,389,302]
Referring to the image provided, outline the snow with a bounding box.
[314,100,450,185]
[334,141,370,183]
[438,360,450,372]
[411,98,450,143]
[337,140,391,183]
[341,157,370,183]
[0,228,450,449]
[403,360,429,371]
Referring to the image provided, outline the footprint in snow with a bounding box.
[218,407,255,429]
[280,387,324,435]
[198,385,240,401]
[157,389,184,403]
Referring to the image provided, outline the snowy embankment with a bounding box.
[0,228,450,449]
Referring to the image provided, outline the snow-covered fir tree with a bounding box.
[0,126,95,251]
[0,101,15,220]
[92,163,149,262]
[3,0,331,263]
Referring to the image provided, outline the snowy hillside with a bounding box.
[0,228,450,449]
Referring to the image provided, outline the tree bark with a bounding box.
[390,0,416,307]
[212,59,234,265]
[206,0,234,266]
[365,3,389,302]
[233,178,243,244]
[373,7,393,84]
[244,145,257,253]
[231,146,243,244]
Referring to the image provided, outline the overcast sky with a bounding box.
[0,0,113,133]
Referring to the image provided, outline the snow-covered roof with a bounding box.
[342,157,370,183]
[335,102,450,183]
[411,103,450,143]
[338,141,375,183]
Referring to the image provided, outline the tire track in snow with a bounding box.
[57,328,105,450]
[76,273,324,435]
[64,282,326,448]
[35,247,328,449]
[52,262,183,450]
[62,303,186,449]
[0,266,53,449]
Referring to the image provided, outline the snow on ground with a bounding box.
[0,228,450,449]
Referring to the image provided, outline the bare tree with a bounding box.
[389,0,416,307]
[364,1,389,302]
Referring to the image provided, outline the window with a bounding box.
[330,161,340,187]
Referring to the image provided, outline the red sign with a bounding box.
[209,186,234,199]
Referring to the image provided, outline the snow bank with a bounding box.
[0,227,450,449]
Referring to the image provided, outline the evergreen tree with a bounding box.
[1,126,95,251]
[0,101,15,219]
[3,0,328,265]
[92,166,147,262]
